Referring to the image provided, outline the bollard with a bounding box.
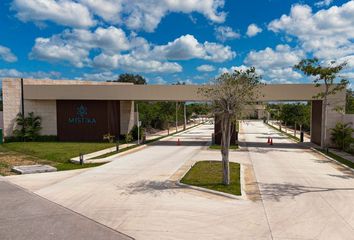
[116,140,120,152]
[79,153,84,165]
[0,129,2,144]
[300,131,304,142]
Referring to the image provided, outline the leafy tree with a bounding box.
[13,112,42,141]
[346,89,354,114]
[199,68,262,185]
[294,58,348,148]
[279,103,310,132]
[330,123,353,151]
[110,73,147,85]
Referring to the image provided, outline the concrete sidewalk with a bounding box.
[0,180,132,240]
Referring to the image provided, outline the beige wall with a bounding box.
[3,79,22,137]
[120,101,135,134]
[24,100,57,135]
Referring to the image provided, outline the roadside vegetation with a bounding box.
[267,102,311,135]
[181,161,241,196]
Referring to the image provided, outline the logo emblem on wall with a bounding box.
[68,104,97,124]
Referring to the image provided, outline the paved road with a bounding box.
[0,180,132,240]
[5,122,354,240]
[242,120,354,240]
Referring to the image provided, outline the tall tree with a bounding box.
[294,58,348,148]
[199,68,262,185]
[110,73,147,85]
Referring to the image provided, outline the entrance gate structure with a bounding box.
[2,79,346,146]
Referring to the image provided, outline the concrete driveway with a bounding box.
[5,122,354,240]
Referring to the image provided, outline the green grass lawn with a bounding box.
[209,145,239,150]
[0,142,115,175]
[181,161,241,196]
[4,142,115,163]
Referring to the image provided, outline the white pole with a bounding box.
[184,102,187,130]
[175,102,178,133]
[137,103,140,145]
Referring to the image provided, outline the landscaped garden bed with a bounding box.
[181,161,241,196]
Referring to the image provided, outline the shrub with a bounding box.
[125,133,133,143]
[330,122,353,151]
[130,125,145,141]
[103,133,115,143]
[13,112,42,141]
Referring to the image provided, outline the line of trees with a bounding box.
[267,103,311,132]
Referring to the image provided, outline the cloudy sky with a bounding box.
[0,0,353,86]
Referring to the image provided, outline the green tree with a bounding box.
[199,67,262,185]
[110,73,147,85]
[294,58,348,148]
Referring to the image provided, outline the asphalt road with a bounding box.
[0,180,132,240]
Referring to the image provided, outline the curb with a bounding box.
[310,147,354,174]
[73,123,204,164]
[176,161,245,200]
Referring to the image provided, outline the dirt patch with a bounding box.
[0,150,51,176]
[243,164,262,202]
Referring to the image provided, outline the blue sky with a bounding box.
[0,0,353,86]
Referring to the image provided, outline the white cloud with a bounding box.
[245,44,304,69]
[315,0,333,7]
[243,44,305,83]
[80,71,118,81]
[150,34,235,62]
[152,76,167,85]
[114,0,226,32]
[30,36,91,68]
[246,24,262,37]
[30,28,233,73]
[30,26,132,67]
[0,45,17,62]
[197,64,215,72]
[0,68,60,79]
[214,26,240,42]
[12,0,95,28]
[268,2,354,61]
[93,53,182,73]
[12,0,226,32]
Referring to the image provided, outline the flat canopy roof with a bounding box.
[20,79,343,102]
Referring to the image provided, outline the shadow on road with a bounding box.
[122,180,184,196]
[259,183,354,201]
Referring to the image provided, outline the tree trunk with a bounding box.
[321,89,329,149]
[294,122,297,137]
[221,112,231,185]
